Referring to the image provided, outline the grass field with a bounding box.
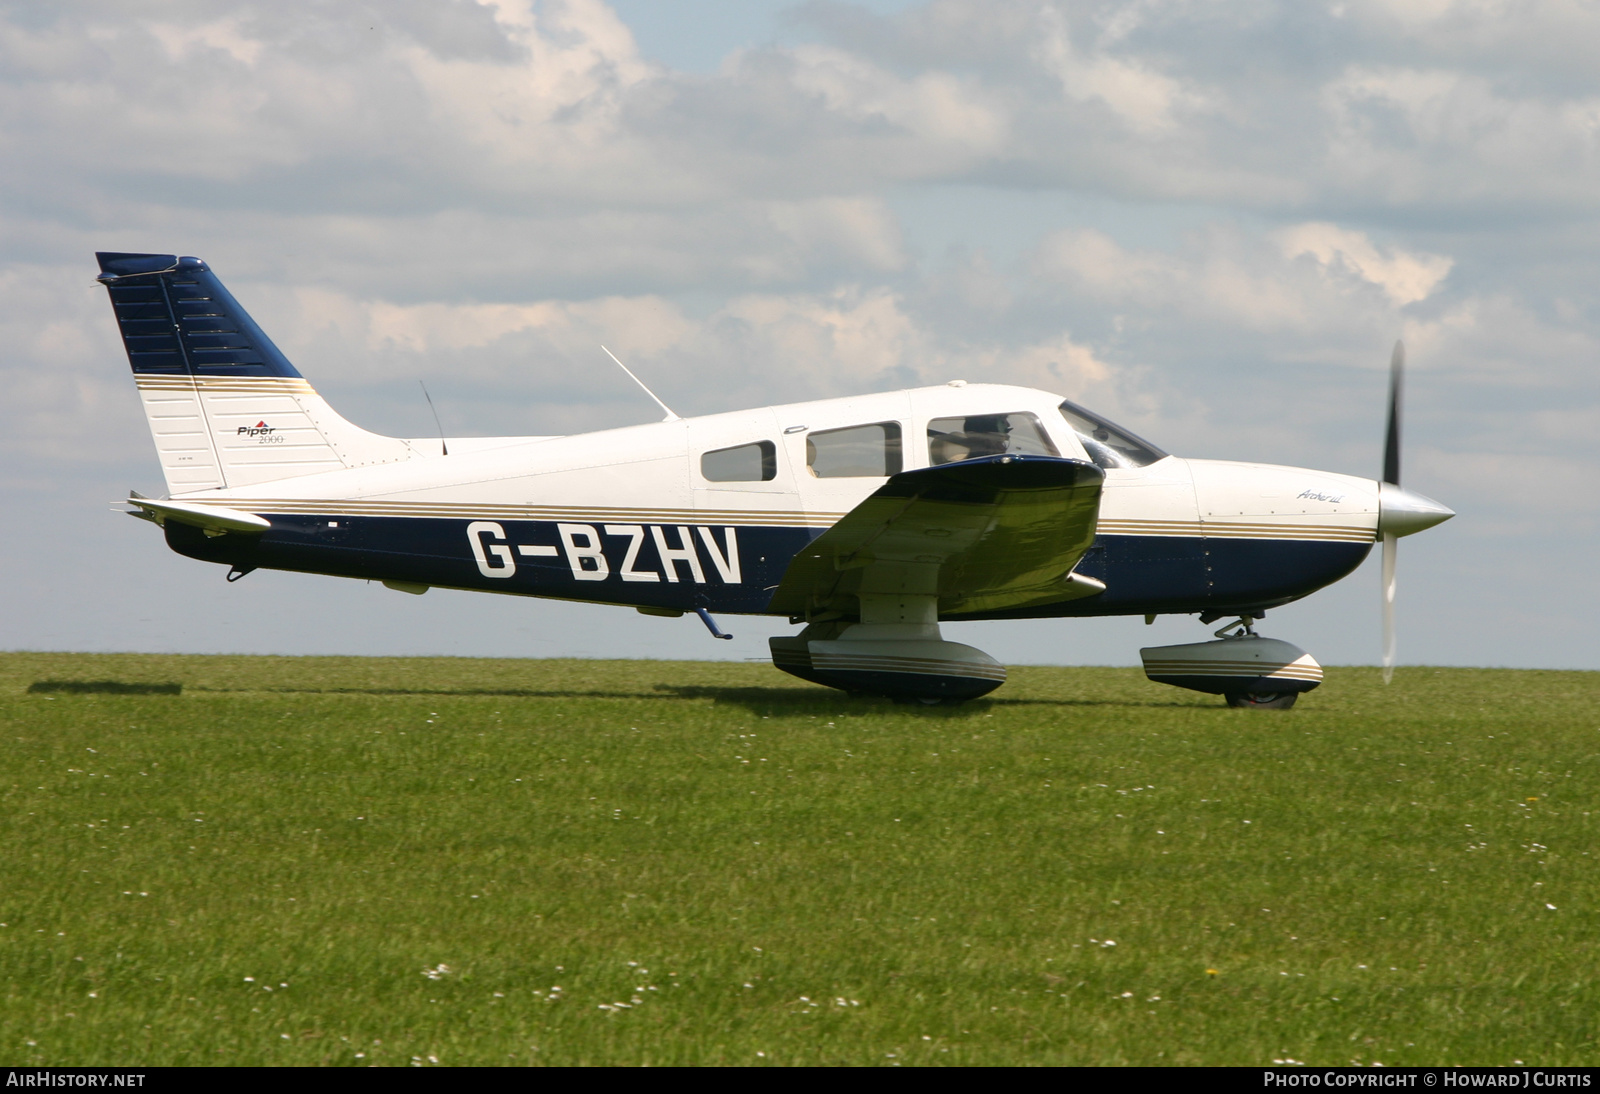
[1,652,1596,1067]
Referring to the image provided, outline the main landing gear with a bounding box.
[770,590,1006,703]
[1140,614,1324,711]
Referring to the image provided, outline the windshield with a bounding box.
[1058,400,1168,469]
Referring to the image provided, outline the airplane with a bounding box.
[93,251,1454,708]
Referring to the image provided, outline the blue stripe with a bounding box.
[165,515,812,614]
[165,516,1372,620]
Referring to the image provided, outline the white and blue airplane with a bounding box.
[95,251,1453,707]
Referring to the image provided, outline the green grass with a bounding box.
[1,653,1597,1066]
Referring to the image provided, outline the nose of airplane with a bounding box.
[1378,482,1455,537]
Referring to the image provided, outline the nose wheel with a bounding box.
[1140,615,1322,710]
[1224,690,1298,710]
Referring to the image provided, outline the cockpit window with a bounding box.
[1058,400,1168,469]
[927,412,1059,466]
[806,422,903,478]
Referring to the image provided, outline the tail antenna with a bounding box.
[419,381,448,456]
[602,345,680,422]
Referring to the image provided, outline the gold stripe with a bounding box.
[176,498,844,528]
[1099,519,1373,543]
[1143,666,1323,676]
[1141,659,1321,669]
[811,653,1008,680]
[1099,520,1368,532]
[136,378,315,392]
[1152,671,1324,678]
[174,495,1369,538]
[1201,527,1372,543]
[233,504,835,521]
[1144,662,1323,680]
[1144,672,1323,679]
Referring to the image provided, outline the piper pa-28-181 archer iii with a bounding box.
[95,251,1454,708]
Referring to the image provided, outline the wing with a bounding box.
[768,454,1106,619]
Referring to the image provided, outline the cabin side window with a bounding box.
[806,422,903,478]
[701,440,777,482]
[1058,400,1168,469]
[927,412,1059,466]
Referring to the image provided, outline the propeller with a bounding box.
[1382,341,1402,684]
[1374,343,1453,681]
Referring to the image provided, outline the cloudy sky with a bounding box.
[2,0,1595,670]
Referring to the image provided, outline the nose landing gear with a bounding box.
[1224,689,1301,710]
[1140,615,1323,711]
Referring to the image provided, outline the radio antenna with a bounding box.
[419,381,448,455]
[602,345,680,422]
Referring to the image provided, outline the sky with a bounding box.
[1,0,1596,670]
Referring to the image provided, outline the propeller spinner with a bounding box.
[1375,340,1454,683]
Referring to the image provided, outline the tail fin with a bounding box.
[95,252,412,495]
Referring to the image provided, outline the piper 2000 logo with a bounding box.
[467,521,742,584]
[238,420,283,444]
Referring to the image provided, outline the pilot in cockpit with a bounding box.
[928,412,1061,466]
[928,415,1010,464]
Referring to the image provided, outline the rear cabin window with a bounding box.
[806,422,903,478]
[1058,400,1168,469]
[701,440,777,482]
[927,412,1059,466]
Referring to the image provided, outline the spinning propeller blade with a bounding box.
[1384,341,1403,489]
[1382,531,1397,684]
[1381,340,1403,684]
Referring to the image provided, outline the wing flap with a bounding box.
[770,455,1105,618]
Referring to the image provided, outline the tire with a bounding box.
[1225,690,1298,710]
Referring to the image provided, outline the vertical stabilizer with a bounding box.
[95,252,413,495]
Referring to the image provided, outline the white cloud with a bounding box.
[784,43,1009,151]
[1276,222,1453,306]
[148,15,266,66]
[1032,5,1199,134]
[1028,222,1431,338]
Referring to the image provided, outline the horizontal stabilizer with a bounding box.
[126,496,272,537]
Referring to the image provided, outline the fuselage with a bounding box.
[163,382,1379,621]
